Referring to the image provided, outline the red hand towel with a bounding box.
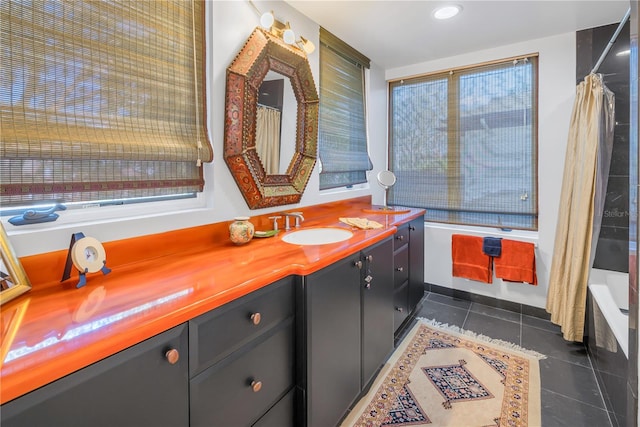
[451,234,492,284]
[494,239,537,285]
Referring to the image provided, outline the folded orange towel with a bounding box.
[451,234,492,284]
[494,239,537,285]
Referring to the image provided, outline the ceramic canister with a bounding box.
[229,216,255,245]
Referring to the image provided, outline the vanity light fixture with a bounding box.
[282,23,296,44]
[259,10,274,29]
[433,4,462,20]
[250,1,315,54]
[297,36,316,55]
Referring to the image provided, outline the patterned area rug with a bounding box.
[341,319,544,427]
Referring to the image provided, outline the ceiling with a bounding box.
[285,1,630,70]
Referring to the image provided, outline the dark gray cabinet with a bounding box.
[300,237,393,427]
[189,276,296,427]
[300,251,361,427]
[393,216,425,338]
[1,277,297,427]
[408,217,425,311]
[0,324,189,427]
[361,239,394,388]
[1,219,419,427]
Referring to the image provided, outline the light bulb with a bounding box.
[433,5,461,20]
[298,37,315,54]
[283,28,295,44]
[260,11,274,29]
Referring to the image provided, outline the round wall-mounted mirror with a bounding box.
[224,28,319,209]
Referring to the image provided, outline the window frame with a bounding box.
[0,0,213,209]
[0,1,215,243]
[388,54,539,230]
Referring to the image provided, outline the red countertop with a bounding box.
[0,196,424,404]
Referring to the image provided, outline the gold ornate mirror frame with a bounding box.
[0,223,31,305]
[224,28,319,209]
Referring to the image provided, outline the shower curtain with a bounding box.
[546,73,615,342]
[256,105,281,175]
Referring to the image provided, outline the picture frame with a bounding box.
[0,222,31,305]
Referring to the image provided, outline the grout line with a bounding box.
[521,316,560,334]
[585,347,615,427]
[432,293,612,426]
[542,388,614,421]
[469,302,522,326]
[462,306,471,329]
[542,351,593,369]
[519,311,523,347]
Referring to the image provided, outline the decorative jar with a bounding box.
[229,216,255,245]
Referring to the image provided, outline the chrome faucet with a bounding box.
[268,215,282,231]
[281,212,304,230]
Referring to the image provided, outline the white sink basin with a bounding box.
[281,228,353,245]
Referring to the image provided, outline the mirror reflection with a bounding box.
[256,71,296,175]
[0,222,31,305]
[0,256,16,291]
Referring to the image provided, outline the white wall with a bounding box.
[386,32,577,308]
[6,0,387,257]
[5,2,579,311]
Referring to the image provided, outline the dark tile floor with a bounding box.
[408,291,614,427]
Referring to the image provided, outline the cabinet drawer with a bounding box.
[394,226,410,251]
[393,246,409,288]
[190,276,294,376]
[253,388,295,427]
[190,321,295,427]
[2,324,189,427]
[394,284,409,332]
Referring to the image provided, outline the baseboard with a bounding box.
[426,283,550,320]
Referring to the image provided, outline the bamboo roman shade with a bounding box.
[389,56,538,230]
[0,0,213,207]
[318,27,372,190]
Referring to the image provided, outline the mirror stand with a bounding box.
[362,170,411,215]
[378,170,396,210]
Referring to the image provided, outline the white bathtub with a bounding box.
[588,270,629,358]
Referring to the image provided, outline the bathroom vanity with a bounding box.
[300,237,394,427]
[0,197,424,426]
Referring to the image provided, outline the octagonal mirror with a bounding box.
[224,27,319,209]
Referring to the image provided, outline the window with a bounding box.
[318,28,372,190]
[388,56,538,230]
[0,0,213,209]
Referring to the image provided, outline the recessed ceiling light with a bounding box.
[433,5,462,20]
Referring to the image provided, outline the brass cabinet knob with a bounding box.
[250,380,262,393]
[165,348,180,365]
[250,312,261,325]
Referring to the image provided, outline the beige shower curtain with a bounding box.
[256,105,281,174]
[546,73,614,342]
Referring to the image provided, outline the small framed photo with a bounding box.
[0,222,31,305]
